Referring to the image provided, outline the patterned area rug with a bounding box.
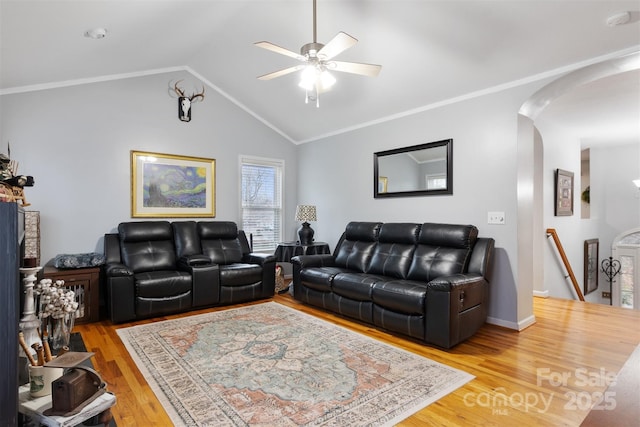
[117,302,473,426]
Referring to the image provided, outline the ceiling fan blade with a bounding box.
[254,41,305,61]
[257,65,305,80]
[317,32,357,60]
[331,61,382,77]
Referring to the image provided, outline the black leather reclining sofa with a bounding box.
[104,221,275,323]
[292,222,494,348]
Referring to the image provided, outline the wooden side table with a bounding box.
[43,267,101,324]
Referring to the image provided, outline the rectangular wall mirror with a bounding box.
[374,139,453,198]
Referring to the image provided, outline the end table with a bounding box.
[274,241,331,262]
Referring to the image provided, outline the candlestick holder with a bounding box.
[19,266,42,359]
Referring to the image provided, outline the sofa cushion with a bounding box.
[334,222,382,272]
[371,280,428,314]
[344,221,382,241]
[378,223,420,244]
[198,221,239,240]
[368,243,416,278]
[197,222,243,264]
[201,240,243,265]
[119,221,173,243]
[119,221,177,273]
[299,267,348,292]
[219,263,262,286]
[407,246,471,282]
[332,273,382,301]
[335,241,377,273]
[121,241,177,273]
[134,271,192,298]
[418,223,478,249]
[406,223,477,281]
[367,223,419,278]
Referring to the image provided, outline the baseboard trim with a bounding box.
[487,314,536,331]
[533,290,549,298]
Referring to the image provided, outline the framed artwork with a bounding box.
[378,176,388,193]
[554,169,574,216]
[131,150,215,218]
[584,239,599,295]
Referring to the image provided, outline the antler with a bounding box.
[173,80,204,102]
[190,87,205,102]
[173,80,186,97]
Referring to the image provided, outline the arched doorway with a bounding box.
[517,51,640,323]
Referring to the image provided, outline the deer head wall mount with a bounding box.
[173,80,205,122]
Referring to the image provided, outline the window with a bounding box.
[240,156,284,252]
[426,174,447,190]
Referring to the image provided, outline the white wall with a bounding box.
[297,83,546,327]
[0,71,297,263]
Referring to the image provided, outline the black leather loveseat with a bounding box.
[292,222,494,348]
[104,221,275,323]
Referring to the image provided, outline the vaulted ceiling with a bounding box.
[1,1,639,144]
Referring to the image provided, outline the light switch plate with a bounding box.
[488,211,506,225]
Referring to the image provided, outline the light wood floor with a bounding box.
[75,294,640,426]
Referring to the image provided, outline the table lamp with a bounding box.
[295,205,317,245]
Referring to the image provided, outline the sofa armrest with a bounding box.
[179,254,212,267]
[427,273,486,292]
[104,263,133,277]
[104,264,135,323]
[243,252,276,266]
[291,254,336,269]
[425,273,489,349]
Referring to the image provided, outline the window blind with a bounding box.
[240,157,283,252]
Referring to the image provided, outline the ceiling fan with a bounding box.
[255,0,382,107]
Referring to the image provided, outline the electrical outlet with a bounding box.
[488,211,505,225]
[602,291,611,298]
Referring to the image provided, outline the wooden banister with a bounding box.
[546,228,585,301]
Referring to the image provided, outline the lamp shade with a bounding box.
[295,205,317,222]
[633,179,640,188]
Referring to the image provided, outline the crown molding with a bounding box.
[0,65,296,144]
[0,67,187,96]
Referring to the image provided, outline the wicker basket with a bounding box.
[275,265,287,293]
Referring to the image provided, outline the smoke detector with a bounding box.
[84,28,107,39]
[606,11,631,27]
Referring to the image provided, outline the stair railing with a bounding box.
[546,228,585,301]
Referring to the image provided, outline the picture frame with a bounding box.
[584,239,599,295]
[131,150,215,218]
[554,169,574,216]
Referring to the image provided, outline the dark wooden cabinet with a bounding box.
[43,266,101,324]
[0,203,22,427]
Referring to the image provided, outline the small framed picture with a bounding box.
[131,150,215,218]
[554,169,574,216]
[584,239,599,295]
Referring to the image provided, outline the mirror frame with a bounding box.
[374,139,453,198]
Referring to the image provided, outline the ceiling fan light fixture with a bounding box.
[298,66,335,92]
[255,0,380,106]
